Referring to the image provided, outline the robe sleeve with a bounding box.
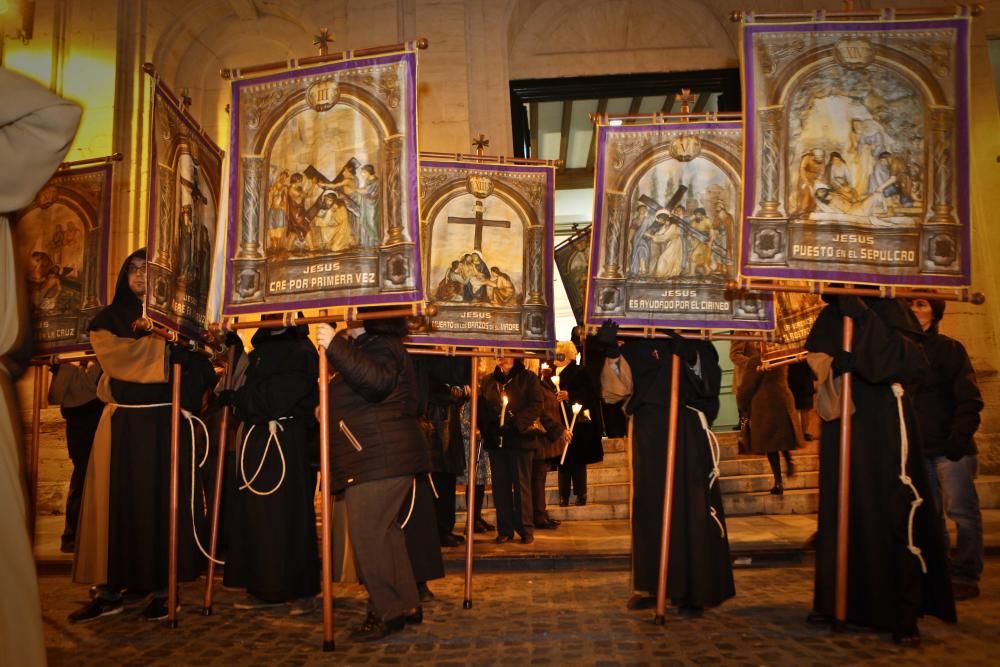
[89,329,168,384]
[683,342,721,423]
[0,68,82,211]
[235,346,318,422]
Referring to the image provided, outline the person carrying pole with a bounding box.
[596,321,734,618]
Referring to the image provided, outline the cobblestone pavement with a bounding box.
[40,559,999,666]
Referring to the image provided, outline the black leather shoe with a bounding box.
[806,611,833,625]
[892,629,921,647]
[68,596,123,623]
[770,485,784,496]
[440,533,464,547]
[520,534,535,545]
[350,613,405,642]
[625,594,656,610]
[140,597,178,621]
[474,518,494,533]
[535,518,558,530]
[558,497,569,507]
[403,606,423,625]
[495,535,513,544]
[678,605,704,619]
[575,494,587,506]
[417,582,435,603]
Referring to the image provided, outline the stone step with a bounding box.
[978,475,1000,509]
[719,471,819,495]
[544,464,628,486]
[722,488,819,516]
[718,437,819,461]
[718,454,819,477]
[457,500,629,524]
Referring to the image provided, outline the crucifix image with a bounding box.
[676,88,696,114]
[448,198,510,253]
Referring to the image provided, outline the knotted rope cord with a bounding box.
[891,383,928,574]
[428,473,440,499]
[239,418,289,496]
[107,402,221,564]
[685,406,726,538]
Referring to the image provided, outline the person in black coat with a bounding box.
[478,358,546,544]
[316,316,430,642]
[221,320,320,613]
[908,297,984,601]
[805,296,955,645]
[597,322,734,617]
[557,327,605,506]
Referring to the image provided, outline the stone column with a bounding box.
[154,165,174,266]
[598,192,624,278]
[385,136,406,245]
[237,156,264,259]
[526,226,545,305]
[756,106,783,218]
[82,228,100,310]
[929,107,956,224]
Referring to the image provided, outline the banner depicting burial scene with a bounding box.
[760,290,825,366]
[222,51,422,316]
[409,160,555,350]
[740,17,971,287]
[586,121,773,330]
[554,229,591,325]
[14,164,111,354]
[145,83,224,338]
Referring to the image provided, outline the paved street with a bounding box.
[39,558,999,665]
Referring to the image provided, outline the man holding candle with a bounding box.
[478,357,550,544]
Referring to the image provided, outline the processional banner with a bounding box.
[408,159,556,350]
[760,290,825,365]
[586,121,773,330]
[554,229,591,325]
[145,82,224,338]
[739,17,971,287]
[15,164,112,355]
[221,51,422,316]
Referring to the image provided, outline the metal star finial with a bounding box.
[181,87,193,109]
[313,28,335,56]
[472,134,490,155]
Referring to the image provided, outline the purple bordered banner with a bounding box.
[15,163,112,355]
[586,121,774,331]
[221,51,423,318]
[409,159,556,351]
[739,18,972,288]
[145,81,225,339]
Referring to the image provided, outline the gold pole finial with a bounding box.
[313,28,335,56]
[472,134,490,156]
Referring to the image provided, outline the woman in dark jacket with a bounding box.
[478,357,545,544]
[316,316,430,642]
[557,329,605,506]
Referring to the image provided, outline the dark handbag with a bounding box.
[737,415,752,454]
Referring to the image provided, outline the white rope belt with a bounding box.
[107,402,221,565]
[400,478,417,529]
[685,405,726,539]
[239,417,291,497]
[891,383,928,574]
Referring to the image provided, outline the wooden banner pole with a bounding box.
[317,322,335,651]
[202,345,236,615]
[834,316,854,629]
[729,279,986,305]
[58,153,122,170]
[463,369,479,609]
[653,353,682,625]
[28,365,43,542]
[167,362,182,628]
[728,4,983,22]
[220,38,430,80]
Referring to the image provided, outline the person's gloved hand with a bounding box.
[832,350,852,375]
[945,435,967,462]
[596,320,621,358]
[315,323,336,350]
[217,389,236,407]
[224,331,244,354]
[837,295,869,320]
[667,330,697,365]
[169,343,195,365]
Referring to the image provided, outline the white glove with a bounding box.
[315,323,336,350]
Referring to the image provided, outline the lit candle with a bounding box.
[499,393,509,428]
[569,402,583,432]
[583,408,591,421]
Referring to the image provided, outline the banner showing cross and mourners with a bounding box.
[410,160,556,350]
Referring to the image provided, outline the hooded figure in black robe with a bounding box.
[222,322,320,606]
[73,249,216,619]
[805,296,955,641]
[597,323,734,614]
